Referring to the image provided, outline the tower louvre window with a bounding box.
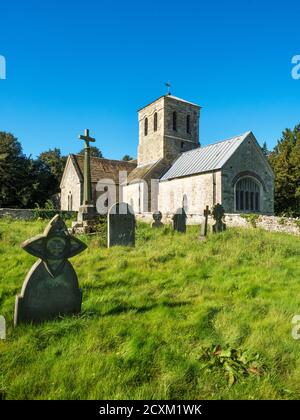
[154,112,158,132]
[186,115,191,134]
[144,117,148,136]
[172,112,177,131]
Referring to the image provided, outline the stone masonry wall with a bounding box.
[222,133,275,214]
[60,158,82,211]
[158,171,222,214]
[136,212,300,236]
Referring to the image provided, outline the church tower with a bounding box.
[137,94,201,167]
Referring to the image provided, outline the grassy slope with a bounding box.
[0,219,300,400]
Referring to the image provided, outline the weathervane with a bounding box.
[165,81,171,95]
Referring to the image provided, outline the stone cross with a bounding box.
[79,129,95,206]
[200,205,211,239]
[14,215,87,325]
[152,211,164,228]
[172,208,187,233]
[108,202,136,247]
[212,203,226,233]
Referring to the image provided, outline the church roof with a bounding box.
[70,154,137,184]
[138,94,200,111]
[160,132,251,181]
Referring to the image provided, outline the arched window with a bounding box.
[186,115,191,134]
[172,112,177,131]
[154,112,158,132]
[182,194,188,213]
[144,117,148,136]
[235,177,260,212]
[68,192,73,211]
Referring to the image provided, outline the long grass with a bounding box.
[0,218,300,400]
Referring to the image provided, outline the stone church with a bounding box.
[61,94,274,216]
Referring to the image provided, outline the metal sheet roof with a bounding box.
[160,132,251,181]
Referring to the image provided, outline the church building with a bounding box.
[61,93,274,216]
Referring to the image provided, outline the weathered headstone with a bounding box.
[14,215,87,326]
[107,202,135,247]
[152,211,164,228]
[212,203,226,233]
[199,205,211,240]
[172,208,187,233]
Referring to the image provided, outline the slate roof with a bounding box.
[71,154,137,184]
[160,132,251,181]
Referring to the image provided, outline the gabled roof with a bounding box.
[138,94,200,112]
[160,132,251,181]
[61,154,137,186]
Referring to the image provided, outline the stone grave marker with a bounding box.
[212,203,226,233]
[152,211,164,228]
[14,215,87,326]
[172,208,187,233]
[107,202,135,247]
[199,205,211,240]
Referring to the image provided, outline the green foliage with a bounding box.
[79,146,103,158]
[198,344,264,386]
[261,141,269,157]
[0,132,66,208]
[33,203,76,221]
[122,155,134,161]
[269,124,300,217]
[240,213,261,228]
[1,221,300,399]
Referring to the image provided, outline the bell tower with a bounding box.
[137,94,201,167]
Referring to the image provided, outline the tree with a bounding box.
[261,141,269,157]
[269,124,300,216]
[78,146,103,158]
[38,148,66,181]
[0,132,31,208]
[122,155,134,161]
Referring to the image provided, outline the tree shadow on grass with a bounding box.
[102,301,191,317]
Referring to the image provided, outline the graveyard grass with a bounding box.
[1,219,300,400]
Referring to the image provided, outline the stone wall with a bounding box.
[137,95,200,166]
[163,95,200,161]
[158,171,222,214]
[135,212,300,236]
[138,96,165,166]
[222,133,275,214]
[0,208,77,220]
[0,208,35,220]
[225,214,300,235]
[60,157,82,211]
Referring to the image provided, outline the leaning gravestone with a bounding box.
[107,202,135,247]
[14,215,87,326]
[152,211,164,228]
[172,208,187,233]
[212,203,226,233]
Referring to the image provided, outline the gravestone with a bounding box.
[172,208,187,233]
[14,215,87,326]
[152,211,164,228]
[212,203,226,233]
[108,202,135,247]
[199,205,211,240]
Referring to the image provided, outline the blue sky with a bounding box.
[0,0,300,159]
